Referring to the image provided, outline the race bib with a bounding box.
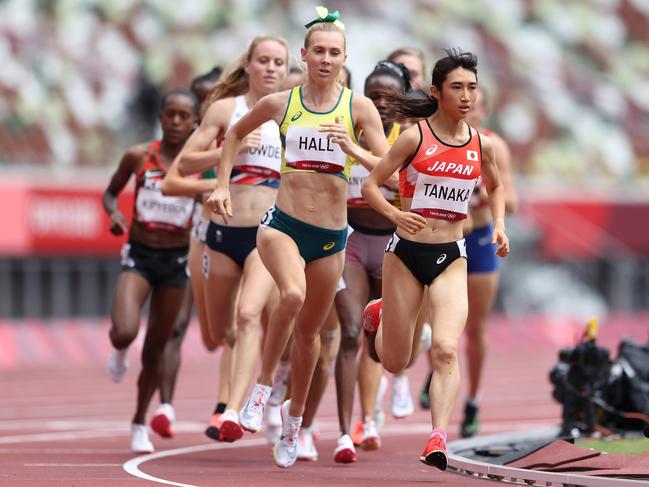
[234,121,282,179]
[410,174,477,221]
[347,164,396,206]
[135,188,195,228]
[284,125,347,173]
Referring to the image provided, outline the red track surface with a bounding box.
[1,313,646,486]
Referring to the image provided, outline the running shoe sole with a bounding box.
[241,424,259,433]
[420,450,448,471]
[131,445,154,454]
[297,454,318,462]
[392,409,414,420]
[204,425,220,441]
[219,420,244,442]
[150,413,174,439]
[334,448,357,464]
[361,436,381,451]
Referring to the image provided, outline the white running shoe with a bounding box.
[268,362,290,406]
[273,400,302,468]
[374,374,388,430]
[239,383,271,433]
[360,419,381,451]
[391,373,414,419]
[108,348,129,382]
[131,423,154,453]
[150,403,175,438]
[334,433,357,463]
[297,426,318,461]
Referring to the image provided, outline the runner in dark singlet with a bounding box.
[103,89,200,453]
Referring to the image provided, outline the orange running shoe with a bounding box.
[204,412,223,441]
[351,420,363,447]
[361,299,382,333]
[419,432,448,470]
[360,419,381,451]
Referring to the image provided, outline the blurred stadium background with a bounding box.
[1,0,649,321]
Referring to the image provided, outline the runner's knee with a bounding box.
[339,321,361,354]
[381,354,409,375]
[430,340,459,368]
[237,306,262,333]
[109,324,138,349]
[279,286,305,315]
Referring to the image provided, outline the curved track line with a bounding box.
[124,421,556,486]
[122,424,439,486]
[123,437,269,487]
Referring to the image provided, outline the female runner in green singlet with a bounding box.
[207,8,391,468]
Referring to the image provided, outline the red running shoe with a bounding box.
[361,299,382,333]
[419,433,448,470]
[150,404,175,439]
[219,409,244,442]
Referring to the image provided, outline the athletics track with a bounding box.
[1,313,647,486]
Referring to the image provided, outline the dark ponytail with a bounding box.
[387,48,477,119]
[387,90,438,119]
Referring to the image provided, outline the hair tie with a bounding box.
[375,61,406,79]
[304,6,346,31]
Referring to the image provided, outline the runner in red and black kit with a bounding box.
[102,88,200,453]
[361,50,509,471]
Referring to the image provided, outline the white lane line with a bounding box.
[123,438,269,487]
[0,419,206,432]
[123,420,556,487]
[0,448,127,454]
[25,463,122,467]
[0,428,129,444]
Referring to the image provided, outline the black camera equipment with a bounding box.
[549,319,611,437]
